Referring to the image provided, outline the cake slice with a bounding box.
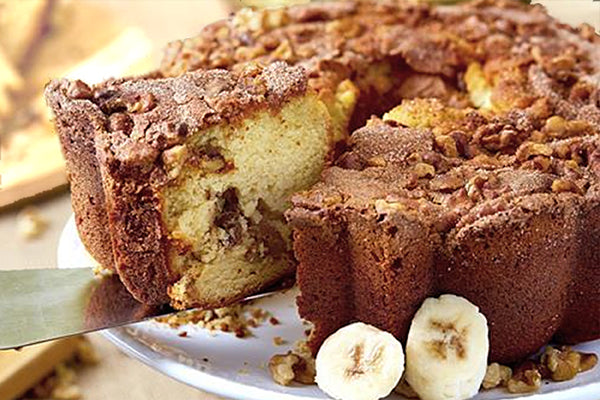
[46,62,333,307]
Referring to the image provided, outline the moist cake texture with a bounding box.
[46,62,333,307]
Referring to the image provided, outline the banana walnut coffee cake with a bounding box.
[46,1,599,395]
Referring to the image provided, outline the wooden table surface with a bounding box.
[1,1,598,399]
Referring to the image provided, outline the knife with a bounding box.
[0,268,280,350]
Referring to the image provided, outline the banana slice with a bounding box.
[315,322,405,400]
[405,294,489,400]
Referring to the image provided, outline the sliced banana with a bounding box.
[315,322,405,400]
[405,294,489,400]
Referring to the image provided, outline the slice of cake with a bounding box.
[46,62,334,307]
[288,99,600,364]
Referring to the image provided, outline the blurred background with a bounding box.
[0,1,598,399]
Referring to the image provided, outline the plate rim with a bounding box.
[58,215,600,400]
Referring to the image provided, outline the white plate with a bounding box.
[58,215,600,400]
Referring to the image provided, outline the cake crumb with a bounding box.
[178,331,188,338]
[17,206,48,240]
[273,336,286,346]
[155,303,272,338]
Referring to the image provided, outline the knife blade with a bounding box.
[0,268,172,350]
[0,268,283,350]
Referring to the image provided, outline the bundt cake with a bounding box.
[46,0,599,364]
[46,62,334,307]
[159,0,600,362]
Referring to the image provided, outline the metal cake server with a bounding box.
[0,268,278,350]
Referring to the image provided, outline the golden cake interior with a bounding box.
[163,94,332,308]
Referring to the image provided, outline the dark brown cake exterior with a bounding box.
[289,104,600,363]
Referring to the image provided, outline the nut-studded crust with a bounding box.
[45,62,308,304]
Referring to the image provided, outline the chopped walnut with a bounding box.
[465,175,486,201]
[549,55,576,72]
[554,142,571,159]
[236,45,268,61]
[366,155,387,167]
[551,179,582,194]
[429,174,465,192]
[292,340,317,384]
[162,145,189,179]
[269,351,315,386]
[273,336,286,346]
[506,362,542,394]
[155,303,273,338]
[414,162,435,179]
[564,159,580,172]
[541,346,598,381]
[434,135,458,157]
[516,142,552,161]
[270,40,293,61]
[580,352,599,372]
[264,8,289,30]
[531,156,552,172]
[482,362,512,389]
[17,206,48,240]
[269,353,299,386]
[566,120,590,136]
[232,8,264,33]
[325,18,364,39]
[127,93,156,113]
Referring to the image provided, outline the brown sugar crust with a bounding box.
[45,62,308,304]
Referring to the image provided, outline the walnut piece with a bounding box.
[516,142,552,161]
[506,362,542,394]
[541,346,599,382]
[482,362,512,390]
[465,175,486,201]
[414,162,435,179]
[155,303,272,338]
[269,353,298,386]
[551,178,582,194]
[434,135,459,157]
[268,350,315,386]
[273,336,286,346]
